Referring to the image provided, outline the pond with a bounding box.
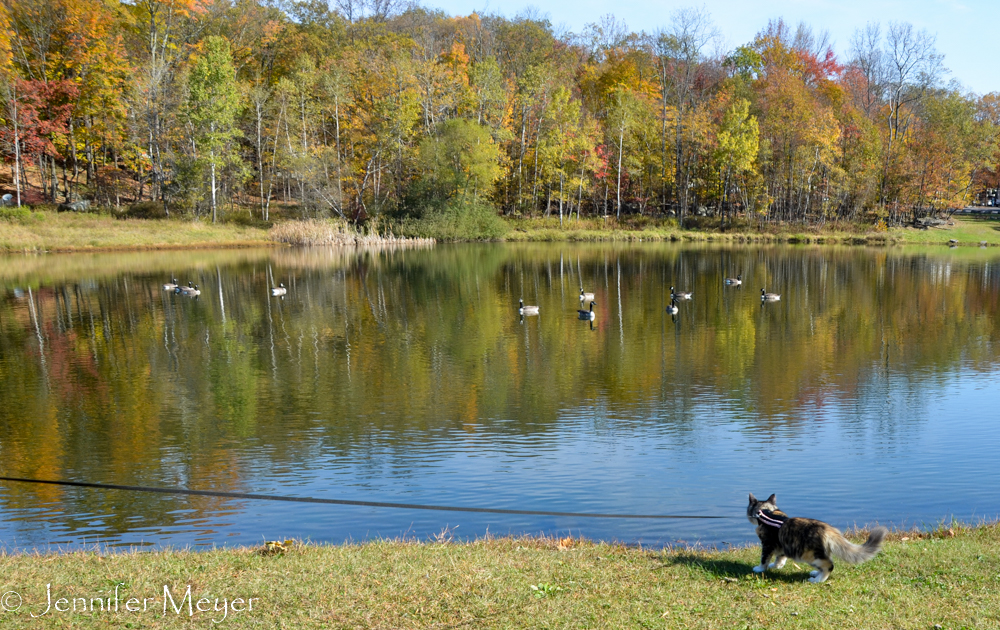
[1,243,999,550]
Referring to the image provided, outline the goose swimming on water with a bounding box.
[519,299,539,316]
[725,274,742,286]
[271,282,287,297]
[163,278,179,291]
[670,286,692,300]
[181,284,201,296]
[579,289,595,302]
[666,298,679,314]
[578,301,596,320]
[761,288,780,301]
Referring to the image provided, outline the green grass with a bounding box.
[506,214,1000,247]
[888,214,1000,246]
[1,524,997,628]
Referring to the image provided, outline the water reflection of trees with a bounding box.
[1,244,999,532]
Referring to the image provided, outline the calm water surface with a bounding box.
[1,243,999,549]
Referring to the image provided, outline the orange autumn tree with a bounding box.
[0,1,995,229]
[749,20,842,223]
[901,90,999,214]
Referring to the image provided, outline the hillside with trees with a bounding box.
[1,0,998,233]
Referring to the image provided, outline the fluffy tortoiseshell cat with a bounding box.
[747,493,887,583]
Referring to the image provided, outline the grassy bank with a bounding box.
[0,212,435,252]
[1,523,997,628]
[0,211,271,252]
[2,207,999,252]
[504,214,1000,247]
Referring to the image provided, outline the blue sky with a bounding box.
[425,0,998,95]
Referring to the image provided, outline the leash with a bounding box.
[0,476,736,520]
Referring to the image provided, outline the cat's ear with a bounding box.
[748,493,756,504]
[766,494,776,504]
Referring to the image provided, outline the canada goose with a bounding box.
[761,288,780,301]
[181,284,201,296]
[725,274,742,286]
[579,289,595,302]
[271,282,287,297]
[666,298,679,314]
[670,286,692,300]
[519,299,539,316]
[163,278,179,291]
[578,301,597,320]
[176,281,194,294]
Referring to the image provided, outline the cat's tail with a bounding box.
[826,526,887,564]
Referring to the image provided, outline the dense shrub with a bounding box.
[120,201,169,219]
[396,201,509,240]
[0,207,45,224]
[222,211,273,229]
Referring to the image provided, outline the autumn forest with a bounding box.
[1,0,999,231]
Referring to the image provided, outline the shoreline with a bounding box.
[1,212,998,254]
[0,522,995,628]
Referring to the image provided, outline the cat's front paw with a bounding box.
[808,574,829,583]
[809,570,820,577]
[752,564,766,573]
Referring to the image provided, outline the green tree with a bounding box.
[714,97,759,225]
[604,85,643,218]
[537,86,594,225]
[416,117,500,203]
[188,36,242,223]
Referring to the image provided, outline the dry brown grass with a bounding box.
[268,219,435,246]
[0,212,271,252]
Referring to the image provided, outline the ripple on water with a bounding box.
[2,245,1000,549]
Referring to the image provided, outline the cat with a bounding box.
[746,493,888,583]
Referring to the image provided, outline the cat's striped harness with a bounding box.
[755,509,786,528]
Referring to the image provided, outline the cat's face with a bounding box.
[747,493,777,525]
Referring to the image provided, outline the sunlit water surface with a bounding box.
[1,243,999,549]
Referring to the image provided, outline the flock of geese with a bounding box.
[519,291,599,321]
[162,278,201,297]
[518,273,782,323]
[163,278,288,298]
[163,273,780,317]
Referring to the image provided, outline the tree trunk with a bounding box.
[576,160,585,221]
[52,156,60,202]
[531,112,544,215]
[12,88,21,207]
[335,95,343,218]
[517,111,526,212]
[559,171,564,227]
[675,106,684,218]
[616,126,625,219]
[256,101,266,219]
[211,152,218,223]
[39,155,47,200]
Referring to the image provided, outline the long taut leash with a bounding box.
[0,475,737,520]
